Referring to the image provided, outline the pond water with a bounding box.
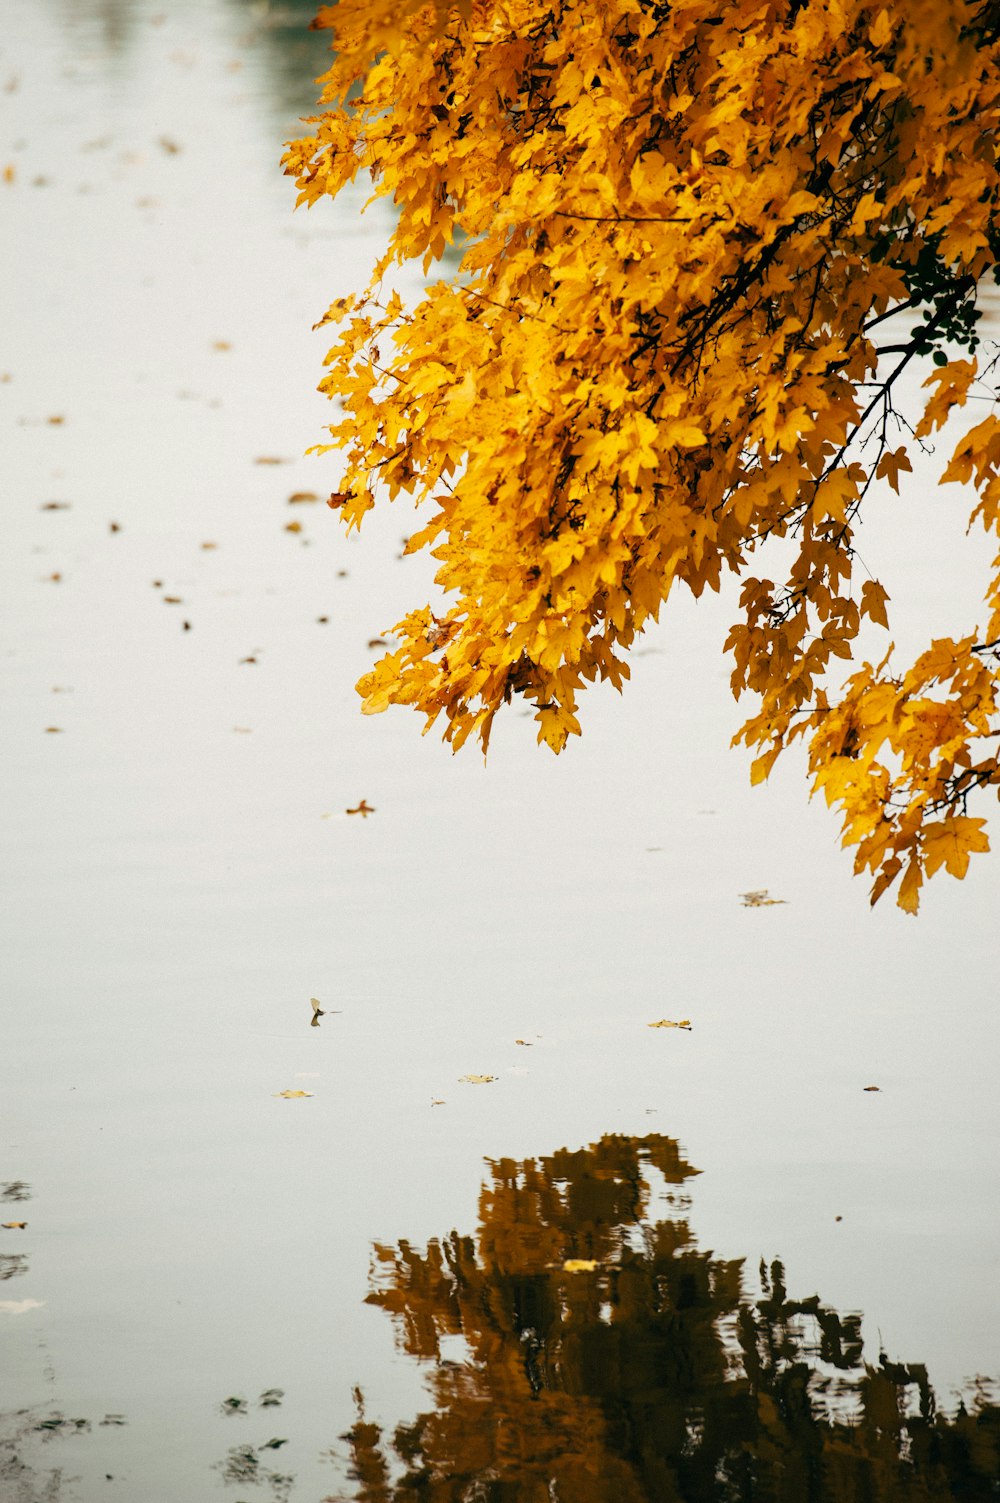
[2,3,999,1499]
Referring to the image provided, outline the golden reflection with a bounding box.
[343,1134,1000,1501]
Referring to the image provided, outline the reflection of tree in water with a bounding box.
[40,0,330,123]
[343,1135,1000,1502]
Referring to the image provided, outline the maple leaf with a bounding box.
[346,799,375,816]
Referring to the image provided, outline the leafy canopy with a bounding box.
[284,0,1000,910]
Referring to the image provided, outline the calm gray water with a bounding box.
[2,2,999,1498]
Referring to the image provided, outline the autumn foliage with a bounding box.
[284,0,1000,909]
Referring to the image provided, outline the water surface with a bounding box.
[2,2,999,1498]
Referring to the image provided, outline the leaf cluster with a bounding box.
[286,0,1000,909]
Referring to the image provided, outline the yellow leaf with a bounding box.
[874,447,912,495]
[647,1019,692,1029]
[922,816,990,880]
[562,1259,599,1272]
[739,890,786,907]
[459,1074,495,1084]
[273,1089,314,1098]
[860,579,890,629]
[896,860,923,915]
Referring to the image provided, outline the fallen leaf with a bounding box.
[367,637,388,648]
[44,727,62,734]
[284,520,303,533]
[47,415,65,425]
[211,340,231,351]
[253,456,288,465]
[514,1039,532,1046]
[317,615,329,624]
[863,1085,881,1092]
[157,136,181,153]
[562,1259,599,1273]
[259,1438,288,1451]
[346,799,375,817]
[431,1098,446,1106]
[238,656,257,664]
[459,1074,495,1084]
[2,164,14,184]
[232,726,252,733]
[162,595,182,604]
[1,1223,27,1230]
[310,997,325,1017]
[258,1389,284,1408]
[273,1089,313,1099]
[648,1019,691,1029]
[109,521,121,533]
[288,491,319,503]
[200,541,217,550]
[739,889,787,907]
[39,501,71,511]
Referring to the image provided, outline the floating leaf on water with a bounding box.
[739,889,787,907]
[40,501,71,510]
[44,727,62,734]
[238,655,257,664]
[163,595,182,604]
[431,1099,446,1106]
[514,1039,532,1046]
[258,1389,284,1408]
[648,1019,691,1029]
[317,615,329,624]
[310,998,324,1017]
[459,1074,495,1085]
[1,1222,27,1230]
[109,521,121,533]
[220,1396,248,1416]
[259,1438,288,1450]
[346,799,375,817]
[863,1085,881,1092]
[273,1089,313,1099]
[562,1259,599,1273]
[99,1414,127,1426]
